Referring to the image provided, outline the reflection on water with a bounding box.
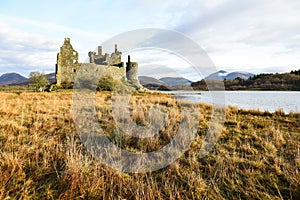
[163,91,300,113]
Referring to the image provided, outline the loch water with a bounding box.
[167,91,300,113]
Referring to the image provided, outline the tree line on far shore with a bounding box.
[191,69,300,91]
[28,69,300,92]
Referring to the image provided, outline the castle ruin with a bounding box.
[55,38,141,88]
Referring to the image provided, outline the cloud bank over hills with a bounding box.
[0,0,299,77]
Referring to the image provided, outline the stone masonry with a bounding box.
[55,38,80,85]
[55,38,141,88]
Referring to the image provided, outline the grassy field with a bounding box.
[0,91,299,199]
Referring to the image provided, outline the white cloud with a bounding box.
[167,0,300,72]
[0,17,110,76]
[0,20,60,76]
[0,0,299,77]
[126,49,206,81]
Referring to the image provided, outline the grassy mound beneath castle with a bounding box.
[0,91,299,199]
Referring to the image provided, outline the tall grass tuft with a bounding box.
[0,91,299,199]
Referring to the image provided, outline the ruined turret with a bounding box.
[55,38,80,85]
[126,55,141,88]
[55,38,141,90]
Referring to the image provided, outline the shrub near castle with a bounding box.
[29,71,49,92]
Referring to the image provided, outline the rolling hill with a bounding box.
[0,73,28,86]
[138,76,166,86]
[205,70,254,80]
[159,77,192,85]
[0,72,56,86]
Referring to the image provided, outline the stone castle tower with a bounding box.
[55,38,141,88]
[126,55,139,86]
[55,38,80,85]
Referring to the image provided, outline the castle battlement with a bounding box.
[88,44,123,67]
[55,38,141,88]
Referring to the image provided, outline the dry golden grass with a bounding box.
[0,91,299,199]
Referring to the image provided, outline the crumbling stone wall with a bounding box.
[88,44,122,66]
[55,38,80,85]
[55,38,140,89]
[102,65,126,80]
[76,63,126,88]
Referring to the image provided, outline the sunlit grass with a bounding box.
[0,91,299,199]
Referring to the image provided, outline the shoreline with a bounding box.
[0,91,299,199]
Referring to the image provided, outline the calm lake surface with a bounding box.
[166,91,300,113]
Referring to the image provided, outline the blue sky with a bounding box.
[0,0,299,79]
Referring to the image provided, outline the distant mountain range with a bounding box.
[0,73,27,85]
[205,70,254,80]
[139,76,166,86]
[159,77,192,85]
[138,76,193,91]
[0,70,254,87]
[0,72,56,86]
[139,70,254,88]
[1,69,298,91]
